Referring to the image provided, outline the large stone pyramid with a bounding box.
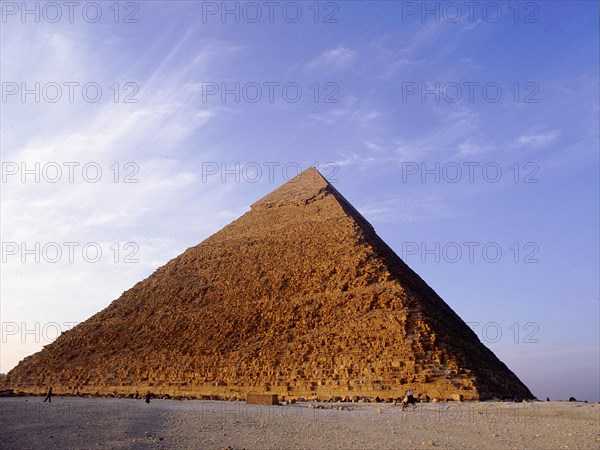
[3,168,534,401]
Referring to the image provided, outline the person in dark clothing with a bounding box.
[43,387,53,402]
[134,390,140,399]
[145,391,152,403]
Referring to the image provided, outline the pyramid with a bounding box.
[3,168,534,401]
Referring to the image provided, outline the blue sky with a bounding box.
[1,1,598,402]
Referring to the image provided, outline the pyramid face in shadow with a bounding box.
[4,167,534,401]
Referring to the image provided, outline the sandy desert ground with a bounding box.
[1,397,598,449]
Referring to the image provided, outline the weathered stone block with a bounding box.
[246,393,279,405]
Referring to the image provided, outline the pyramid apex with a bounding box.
[251,166,332,209]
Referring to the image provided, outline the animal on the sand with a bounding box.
[401,394,417,410]
[401,395,417,410]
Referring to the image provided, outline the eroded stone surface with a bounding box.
[2,168,534,401]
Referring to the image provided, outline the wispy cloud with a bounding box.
[307,94,381,126]
[307,46,357,71]
[463,19,482,31]
[358,195,458,224]
[335,152,376,167]
[515,131,560,148]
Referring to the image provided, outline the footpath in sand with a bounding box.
[1,397,598,449]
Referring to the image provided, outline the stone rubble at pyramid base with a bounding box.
[6,377,517,402]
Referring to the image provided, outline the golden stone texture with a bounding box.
[2,168,534,401]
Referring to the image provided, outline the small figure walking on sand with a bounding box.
[135,390,140,399]
[145,391,152,403]
[43,386,53,402]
